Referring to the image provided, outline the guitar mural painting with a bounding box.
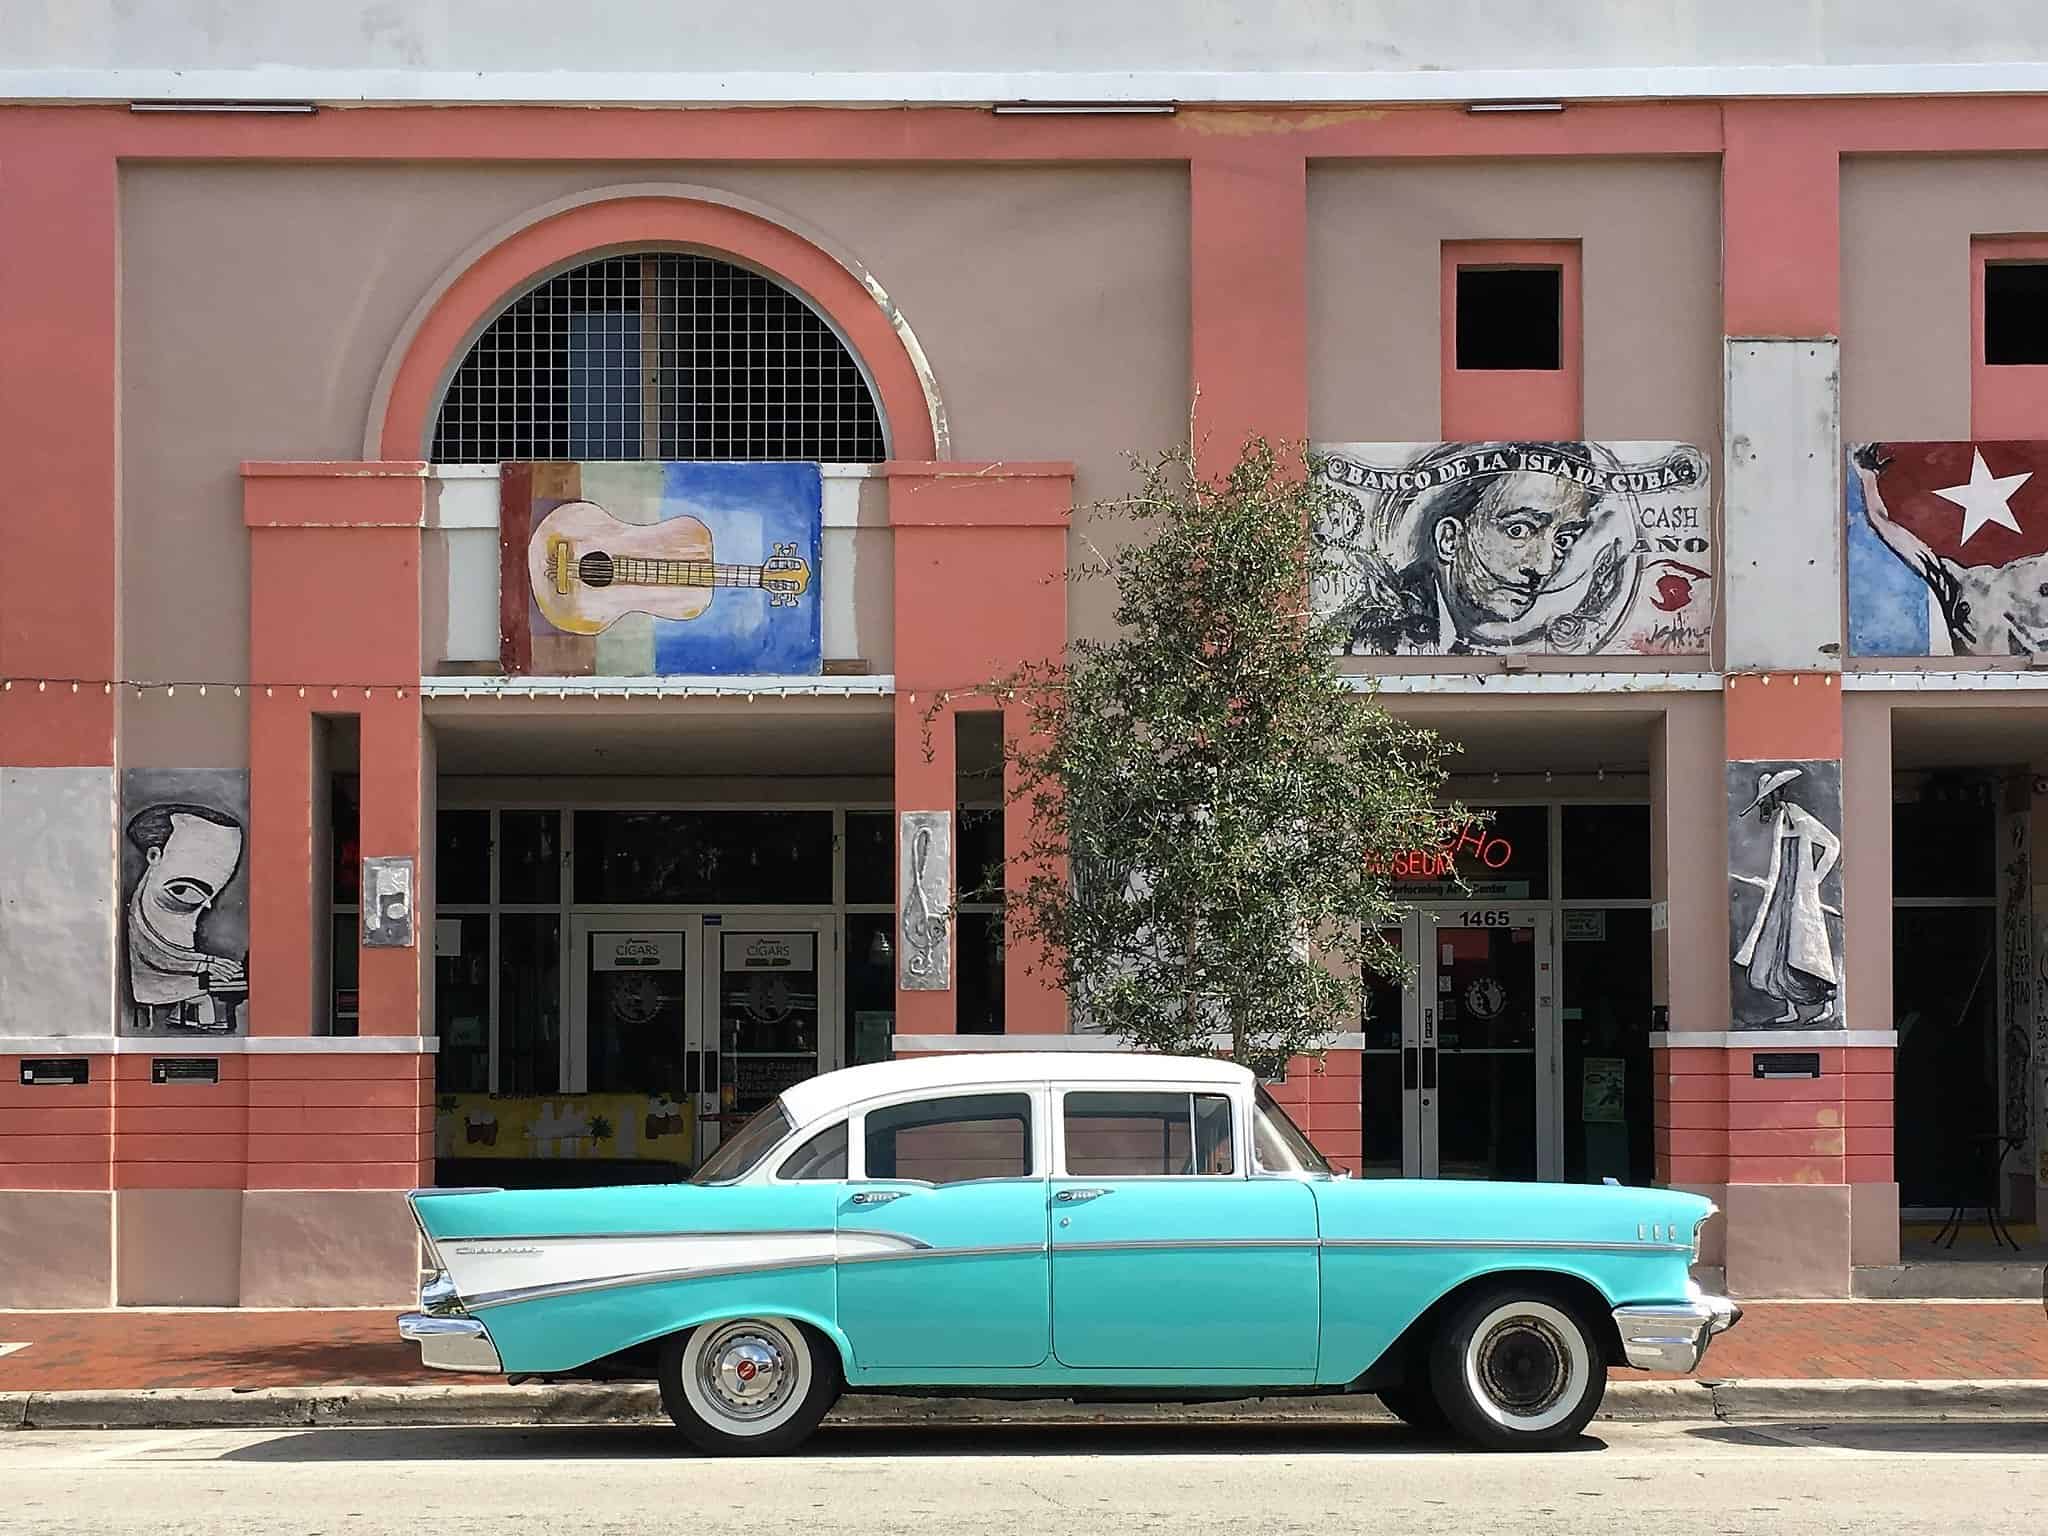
[502,461,823,676]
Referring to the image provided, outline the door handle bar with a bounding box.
[1054,1188,1111,1204]
[850,1190,907,1206]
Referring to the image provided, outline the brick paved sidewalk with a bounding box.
[2,1302,2044,1392]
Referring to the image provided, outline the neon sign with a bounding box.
[1370,821,1514,881]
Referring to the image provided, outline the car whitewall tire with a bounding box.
[1429,1289,1606,1450]
[659,1317,839,1455]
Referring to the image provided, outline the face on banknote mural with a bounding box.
[1312,442,1715,657]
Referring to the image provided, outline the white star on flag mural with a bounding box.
[1931,447,2032,545]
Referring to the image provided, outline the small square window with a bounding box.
[1984,263,2048,365]
[1455,267,1562,371]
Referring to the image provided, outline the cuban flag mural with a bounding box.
[1848,441,2048,656]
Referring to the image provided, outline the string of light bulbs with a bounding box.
[1,677,412,699]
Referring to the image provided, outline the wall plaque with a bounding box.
[151,1057,220,1085]
[362,855,416,948]
[20,1058,89,1086]
[899,810,952,991]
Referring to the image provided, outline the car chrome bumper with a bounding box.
[397,1313,503,1373]
[1612,1292,1743,1373]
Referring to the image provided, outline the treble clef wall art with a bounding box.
[898,810,953,990]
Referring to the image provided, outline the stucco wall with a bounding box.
[1840,154,2048,441]
[1306,159,1722,453]
[118,163,1188,685]
[0,767,116,1037]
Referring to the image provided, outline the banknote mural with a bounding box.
[1848,441,2048,656]
[500,460,822,676]
[1312,441,1714,657]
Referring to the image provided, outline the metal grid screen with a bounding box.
[430,252,887,463]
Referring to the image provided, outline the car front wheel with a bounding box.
[1427,1287,1607,1450]
[658,1316,840,1455]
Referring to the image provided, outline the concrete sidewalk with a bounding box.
[3,1300,2045,1431]
[7,1378,2048,1431]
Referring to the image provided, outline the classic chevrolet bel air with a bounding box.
[399,1053,1739,1453]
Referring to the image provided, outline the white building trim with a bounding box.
[1345,671,1722,695]
[892,1032,1374,1054]
[3,1035,439,1055]
[18,63,2048,106]
[419,674,895,699]
[1647,1030,1898,1050]
[1843,670,2048,691]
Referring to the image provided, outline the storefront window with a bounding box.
[329,910,358,1037]
[435,912,492,1093]
[331,776,360,904]
[1561,805,1651,899]
[498,913,561,1094]
[1560,907,1654,1186]
[437,809,491,905]
[1895,904,1999,1206]
[956,910,1006,1035]
[958,807,1005,899]
[1894,798,1997,899]
[1378,802,1549,900]
[499,810,561,904]
[844,911,897,1065]
[844,811,893,904]
[573,809,833,905]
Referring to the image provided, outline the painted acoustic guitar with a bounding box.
[527,500,812,637]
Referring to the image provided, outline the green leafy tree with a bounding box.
[958,439,1465,1080]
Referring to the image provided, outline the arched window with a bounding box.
[430,251,886,463]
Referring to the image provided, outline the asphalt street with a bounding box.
[2,1419,2044,1534]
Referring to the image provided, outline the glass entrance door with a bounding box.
[703,916,841,1155]
[1361,922,1420,1178]
[1421,908,1553,1181]
[567,914,704,1170]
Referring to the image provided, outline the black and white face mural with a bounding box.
[120,770,249,1036]
[1313,441,1714,657]
[1727,760,1844,1029]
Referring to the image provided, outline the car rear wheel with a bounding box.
[658,1316,839,1455]
[1427,1287,1607,1450]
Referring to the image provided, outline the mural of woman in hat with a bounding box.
[1732,767,1843,1025]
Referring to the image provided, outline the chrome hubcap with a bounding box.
[1475,1315,1570,1419]
[697,1323,796,1422]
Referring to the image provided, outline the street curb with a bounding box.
[5,1378,2044,1431]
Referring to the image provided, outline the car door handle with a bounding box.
[1055,1188,1111,1204]
[850,1190,906,1206]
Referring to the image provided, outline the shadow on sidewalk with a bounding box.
[216,1422,1611,1462]
[1685,1422,2048,1456]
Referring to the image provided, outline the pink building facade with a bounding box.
[4,5,2048,1305]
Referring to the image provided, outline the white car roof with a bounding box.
[778,1051,1254,1128]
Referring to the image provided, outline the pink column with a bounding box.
[1190,143,1308,466]
[889,464,1074,1039]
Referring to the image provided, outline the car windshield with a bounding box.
[689,1100,794,1184]
[1253,1086,1333,1175]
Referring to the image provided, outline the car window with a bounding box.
[863,1093,1033,1185]
[1252,1086,1332,1175]
[688,1100,793,1184]
[1064,1091,1235,1176]
[777,1121,847,1181]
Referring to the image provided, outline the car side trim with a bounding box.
[1321,1236,1696,1256]
[1055,1237,1322,1253]
[460,1241,1048,1312]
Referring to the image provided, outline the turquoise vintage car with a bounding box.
[400,1053,1738,1453]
